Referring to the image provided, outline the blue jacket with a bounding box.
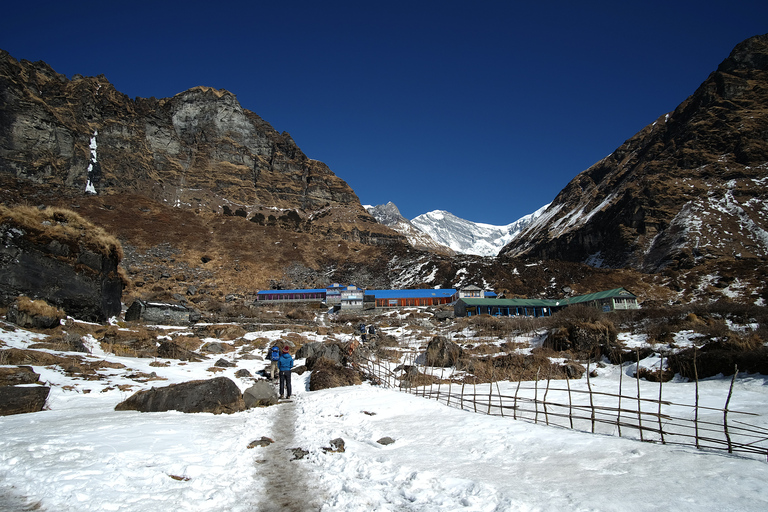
[278,352,294,372]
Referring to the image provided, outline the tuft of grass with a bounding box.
[15,296,65,319]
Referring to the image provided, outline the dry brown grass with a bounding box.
[15,296,64,319]
[308,357,362,391]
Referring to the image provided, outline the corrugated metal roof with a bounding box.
[457,288,636,307]
[366,289,457,299]
[459,298,557,307]
[257,288,327,295]
[566,287,635,304]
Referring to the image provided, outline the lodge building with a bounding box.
[256,284,639,316]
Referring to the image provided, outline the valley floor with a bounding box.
[1,320,768,511]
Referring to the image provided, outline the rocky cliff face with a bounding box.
[501,34,768,273]
[0,50,397,244]
[0,206,123,321]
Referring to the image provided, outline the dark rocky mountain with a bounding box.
[501,34,768,279]
[0,50,400,246]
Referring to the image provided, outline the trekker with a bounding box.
[278,345,294,399]
[269,344,281,380]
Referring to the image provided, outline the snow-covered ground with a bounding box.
[2,320,768,511]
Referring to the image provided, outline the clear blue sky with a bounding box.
[2,1,766,224]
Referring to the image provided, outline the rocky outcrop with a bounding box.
[0,384,50,415]
[424,335,463,367]
[114,377,245,414]
[0,51,396,243]
[501,34,768,272]
[0,365,50,415]
[125,300,198,326]
[0,206,123,321]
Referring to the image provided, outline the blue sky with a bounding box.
[2,1,766,224]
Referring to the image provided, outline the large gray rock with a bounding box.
[424,336,463,367]
[125,300,198,326]
[0,385,50,415]
[0,366,41,386]
[298,341,346,370]
[156,341,204,362]
[114,377,245,414]
[243,381,279,408]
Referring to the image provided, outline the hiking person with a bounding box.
[278,345,294,399]
[269,344,281,380]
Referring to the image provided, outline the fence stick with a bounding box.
[514,374,522,420]
[694,348,700,449]
[544,366,552,426]
[617,362,623,437]
[534,366,541,424]
[724,365,738,454]
[496,379,504,418]
[565,370,574,429]
[636,349,644,442]
[658,352,665,444]
[488,366,495,415]
[586,359,595,434]
[438,366,445,404]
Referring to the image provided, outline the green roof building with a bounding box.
[454,288,639,317]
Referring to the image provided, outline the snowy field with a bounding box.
[2,319,768,512]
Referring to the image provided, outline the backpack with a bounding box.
[270,346,280,361]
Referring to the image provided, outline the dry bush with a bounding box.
[308,357,362,391]
[462,351,577,384]
[172,335,204,352]
[637,367,674,382]
[286,308,312,320]
[462,342,500,357]
[15,296,64,319]
[375,348,402,362]
[100,326,157,357]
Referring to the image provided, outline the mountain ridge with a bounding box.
[501,34,768,277]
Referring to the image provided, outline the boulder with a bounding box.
[5,299,63,329]
[424,336,463,367]
[157,341,204,362]
[0,366,41,386]
[114,377,245,414]
[299,342,346,370]
[125,300,198,326]
[308,357,361,391]
[242,381,279,408]
[0,385,50,415]
[214,358,236,368]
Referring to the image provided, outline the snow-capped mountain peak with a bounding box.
[411,206,549,257]
[366,202,549,257]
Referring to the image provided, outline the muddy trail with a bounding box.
[257,399,327,512]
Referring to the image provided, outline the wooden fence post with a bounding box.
[565,371,574,429]
[694,348,700,449]
[636,349,644,442]
[724,365,738,454]
[617,362,623,437]
[534,366,541,424]
[586,359,595,434]
[658,351,665,444]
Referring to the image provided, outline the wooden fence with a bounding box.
[354,351,768,461]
